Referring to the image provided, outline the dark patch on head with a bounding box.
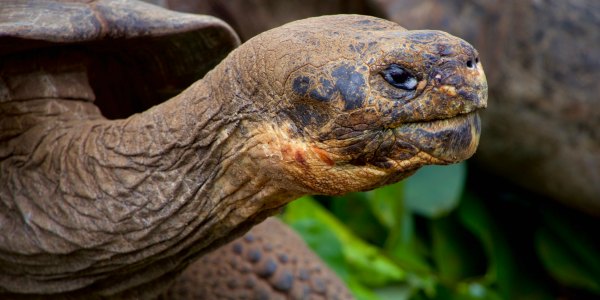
[332,64,367,110]
[349,42,366,53]
[292,65,367,111]
[293,76,311,96]
[309,78,335,102]
[290,103,328,128]
[293,76,334,103]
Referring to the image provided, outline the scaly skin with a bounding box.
[163,218,354,300]
[0,15,486,298]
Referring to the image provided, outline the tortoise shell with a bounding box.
[0,0,240,118]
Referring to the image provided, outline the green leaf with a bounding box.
[330,193,389,246]
[289,218,349,279]
[385,211,433,274]
[433,281,503,300]
[536,209,600,293]
[458,282,503,300]
[536,228,600,293]
[281,196,405,288]
[431,216,487,283]
[404,163,467,218]
[373,284,413,300]
[458,193,553,300]
[347,277,383,300]
[366,181,406,230]
[362,182,433,274]
[457,193,503,285]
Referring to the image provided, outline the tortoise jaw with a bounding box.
[294,112,481,193]
[392,111,481,164]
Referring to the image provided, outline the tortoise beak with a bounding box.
[392,112,481,163]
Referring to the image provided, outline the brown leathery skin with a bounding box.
[163,218,352,300]
[375,0,600,214]
[0,6,487,300]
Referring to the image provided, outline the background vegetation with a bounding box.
[280,162,600,300]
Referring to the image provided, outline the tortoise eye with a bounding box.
[381,64,417,90]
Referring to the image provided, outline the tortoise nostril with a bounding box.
[475,57,480,64]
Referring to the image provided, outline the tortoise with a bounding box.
[0,0,487,298]
[373,0,600,214]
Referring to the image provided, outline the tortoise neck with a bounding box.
[0,50,302,295]
[120,69,300,223]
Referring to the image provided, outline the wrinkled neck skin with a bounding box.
[0,55,299,297]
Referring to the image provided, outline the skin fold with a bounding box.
[0,12,486,299]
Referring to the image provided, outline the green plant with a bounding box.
[280,162,600,299]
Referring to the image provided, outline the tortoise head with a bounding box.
[220,15,488,194]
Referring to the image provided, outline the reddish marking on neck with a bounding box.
[312,147,334,166]
[294,150,307,166]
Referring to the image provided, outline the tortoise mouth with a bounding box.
[338,111,481,169]
[392,112,481,163]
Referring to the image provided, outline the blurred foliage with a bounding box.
[280,162,600,300]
